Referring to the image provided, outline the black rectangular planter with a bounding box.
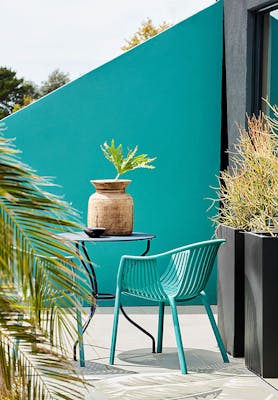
[244,232,278,377]
[217,225,245,357]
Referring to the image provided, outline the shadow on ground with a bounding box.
[82,348,278,400]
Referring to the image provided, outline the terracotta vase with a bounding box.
[87,180,133,235]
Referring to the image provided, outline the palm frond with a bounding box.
[0,289,87,400]
[0,125,91,399]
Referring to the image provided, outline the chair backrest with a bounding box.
[120,257,163,298]
[117,239,225,301]
[161,239,224,300]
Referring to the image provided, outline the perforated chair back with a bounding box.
[117,239,224,302]
[161,240,222,300]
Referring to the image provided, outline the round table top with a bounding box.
[58,231,155,243]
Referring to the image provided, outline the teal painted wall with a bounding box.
[4,2,223,305]
[270,16,278,106]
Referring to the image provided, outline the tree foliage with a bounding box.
[12,95,35,113]
[122,18,172,51]
[39,69,70,97]
[0,67,38,119]
[0,67,71,117]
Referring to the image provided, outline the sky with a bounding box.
[1,0,214,85]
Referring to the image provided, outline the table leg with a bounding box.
[73,242,97,364]
[120,239,156,353]
[120,305,156,353]
[74,238,156,361]
[141,239,151,256]
[76,307,85,367]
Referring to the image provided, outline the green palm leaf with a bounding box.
[0,289,86,400]
[0,125,91,399]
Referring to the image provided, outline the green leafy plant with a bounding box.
[101,139,156,179]
[0,124,90,399]
[210,109,278,234]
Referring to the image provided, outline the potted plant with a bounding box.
[211,107,278,377]
[88,140,156,235]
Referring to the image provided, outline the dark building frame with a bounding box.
[223,0,278,165]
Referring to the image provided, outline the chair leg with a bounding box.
[201,291,229,363]
[157,302,165,353]
[169,298,187,374]
[109,289,121,365]
[76,307,85,367]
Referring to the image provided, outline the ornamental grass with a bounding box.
[212,107,278,233]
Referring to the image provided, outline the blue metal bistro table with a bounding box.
[59,231,155,366]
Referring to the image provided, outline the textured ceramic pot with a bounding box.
[87,180,133,235]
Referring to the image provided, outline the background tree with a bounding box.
[122,18,172,51]
[0,67,38,119]
[39,68,70,96]
[12,94,37,113]
[12,69,70,113]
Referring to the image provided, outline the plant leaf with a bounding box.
[0,124,90,399]
[100,139,156,179]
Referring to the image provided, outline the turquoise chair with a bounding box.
[109,239,229,374]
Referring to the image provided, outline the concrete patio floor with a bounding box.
[75,305,278,399]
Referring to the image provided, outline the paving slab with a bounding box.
[71,306,278,399]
